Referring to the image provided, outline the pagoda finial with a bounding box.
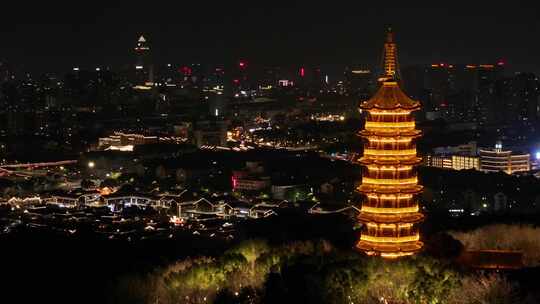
[381,28,399,82]
[386,27,393,43]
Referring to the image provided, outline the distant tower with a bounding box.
[135,35,150,67]
[134,35,153,85]
[356,29,424,258]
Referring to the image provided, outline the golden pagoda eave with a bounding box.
[360,103,421,111]
[359,212,425,224]
[360,81,421,110]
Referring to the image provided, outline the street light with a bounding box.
[88,161,95,169]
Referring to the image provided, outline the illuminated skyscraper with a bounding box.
[134,35,153,86]
[356,29,424,258]
[134,35,150,66]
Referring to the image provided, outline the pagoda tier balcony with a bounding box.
[365,138,414,146]
[361,176,418,188]
[361,205,419,213]
[365,165,414,170]
[363,148,417,157]
[366,139,415,145]
[365,193,415,199]
[364,165,414,176]
[364,193,418,205]
[364,121,416,129]
[364,141,416,151]
[357,240,423,258]
[363,172,416,181]
[365,143,416,150]
[359,156,422,166]
[362,199,419,209]
[359,129,421,138]
[365,113,414,122]
[365,134,415,140]
[360,233,419,243]
[358,184,423,194]
[359,210,424,224]
[366,109,413,116]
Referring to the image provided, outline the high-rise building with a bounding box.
[401,65,428,107]
[135,35,150,67]
[356,29,424,258]
[344,66,375,99]
[401,62,505,122]
[494,73,540,123]
[133,35,153,87]
[424,63,456,108]
[466,64,504,124]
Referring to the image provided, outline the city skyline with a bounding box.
[1,2,540,74]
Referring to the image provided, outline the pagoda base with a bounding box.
[356,239,423,258]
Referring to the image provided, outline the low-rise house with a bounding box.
[6,196,42,207]
[176,193,287,220]
[158,190,188,205]
[178,198,222,220]
[44,192,80,207]
[308,202,361,215]
[225,200,252,218]
[251,199,289,209]
[103,192,161,210]
[43,189,101,208]
[157,193,185,211]
[249,205,277,218]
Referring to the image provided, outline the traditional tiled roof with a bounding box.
[360,81,420,110]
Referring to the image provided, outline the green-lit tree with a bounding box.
[408,258,460,304]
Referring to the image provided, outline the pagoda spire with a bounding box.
[361,29,419,110]
[381,27,400,82]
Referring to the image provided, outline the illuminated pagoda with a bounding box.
[356,28,424,258]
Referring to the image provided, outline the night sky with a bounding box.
[2,1,540,74]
